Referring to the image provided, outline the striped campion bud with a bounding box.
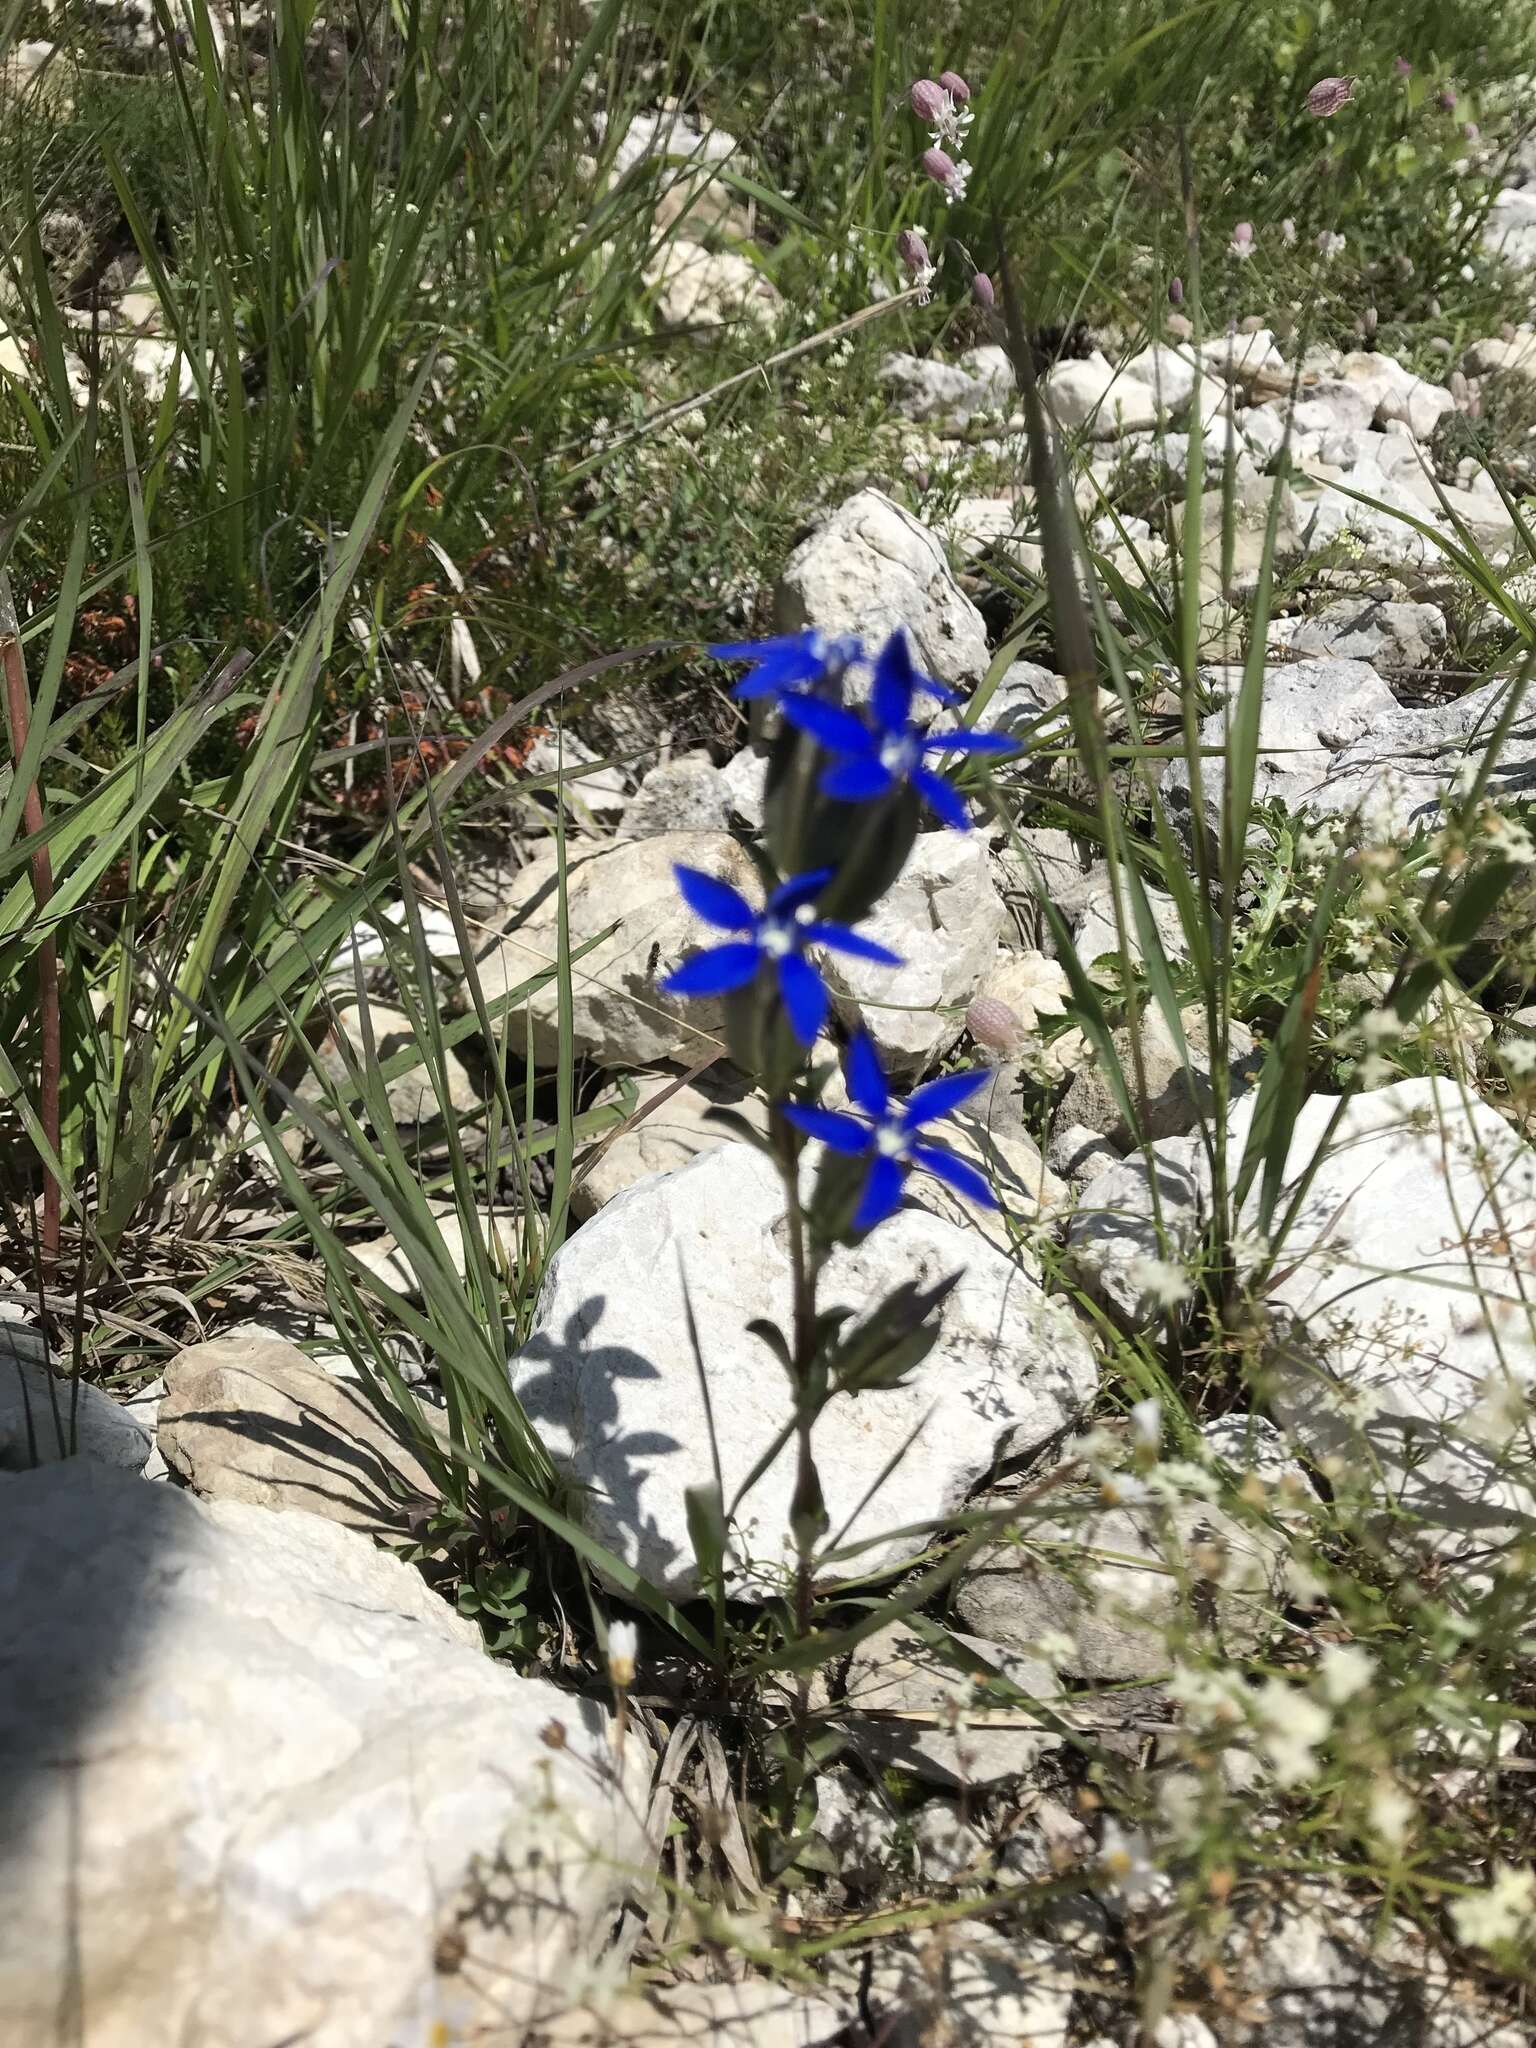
[1306,75,1355,117]
[910,78,947,122]
[939,70,971,103]
[972,271,995,309]
[967,995,1024,1052]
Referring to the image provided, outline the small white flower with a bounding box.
[1130,1397,1162,1450]
[1368,1777,1414,1849]
[1501,1038,1536,1078]
[1098,1819,1170,1909]
[1317,1642,1374,1705]
[1451,1864,1536,1949]
[1254,1678,1332,1787]
[606,1619,638,1689]
[1318,230,1347,261]
[1128,1255,1193,1310]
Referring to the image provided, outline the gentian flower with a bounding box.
[785,1034,998,1231]
[778,629,1013,829]
[708,628,865,703]
[661,866,902,1045]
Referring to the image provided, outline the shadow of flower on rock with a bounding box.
[510,1297,686,1589]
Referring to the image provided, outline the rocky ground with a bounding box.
[4,9,1536,2047]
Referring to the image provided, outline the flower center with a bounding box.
[759,919,797,959]
[875,1119,909,1160]
[878,732,920,778]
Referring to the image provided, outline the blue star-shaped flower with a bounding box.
[777,629,1014,829]
[784,1033,999,1231]
[708,626,959,707]
[660,866,903,1046]
[708,629,867,702]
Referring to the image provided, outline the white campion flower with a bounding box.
[606,1619,638,1689]
[1318,1641,1374,1706]
[1098,1818,1170,1909]
[1450,1864,1536,1950]
[1130,1397,1162,1451]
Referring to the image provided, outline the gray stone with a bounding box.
[853,1922,1078,2047]
[956,1492,1285,1683]
[619,752,729,837]
[910,1801,990,1885]
[1311,675,1536,837]
[543,1980,854,2047]
[1230,1081,1536,1557]
[304,1000,479,1133]
[1057,1003,1260,1146]
[1462,332,1536,380]
[508,1143,1097,1601]
[0,1463,647,2048]
[466,831,760,1067]
[646,238,780,332]
[1200,328,1289,393]
[719,744,767,829]
[1160,657,1399,855]
[525,728,629,826]
[1071,869,1192,977]
[1063,1140,1205,1328]
[879,352,993,427]
[1234,1884,1527,2048]
[158,1335,438,1540]
[809,1771,900,1893]
[1042,352,1160,438]
[1047,1122,1121,1192]
[841,1621,1061,1788]
[1266,596,1446,672]
[822,829,1005,1077]
[0,1332,151,1475]
[991,828,1096,954]
[573,1066,769,1216]
[775,488,989,692]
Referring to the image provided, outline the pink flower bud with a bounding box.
[939,70,971,103]
[910,78,947,122]
[971,271,995,309]
[920,145,957,189]
[1438,85,1458,110]
[1305,75,1355,117]
[1464,121,1481,142]
[1394,55,1412,77]
[896,228,930,276]
[1168,276,1184,305]
[967,996,1023,1052]
[1231,220,1254,247]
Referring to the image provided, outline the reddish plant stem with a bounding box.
[1,603,61,1270]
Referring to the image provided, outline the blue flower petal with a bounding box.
[901,1067,992,1127]
[911,1140,999,1210]
[912,764,972,830]
[803,921,903,967]
[783,1103,872,1154]
[776,951,830,1046]
[660,942,762,998]
[853,1154,907,1231]
[845,1033,890,1118]
[922,729,1017,757]
[870,630,917,736]
[821,755,895,803]
[672,864,757,931]
[779,694,876,755]
[768,867,835,916]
